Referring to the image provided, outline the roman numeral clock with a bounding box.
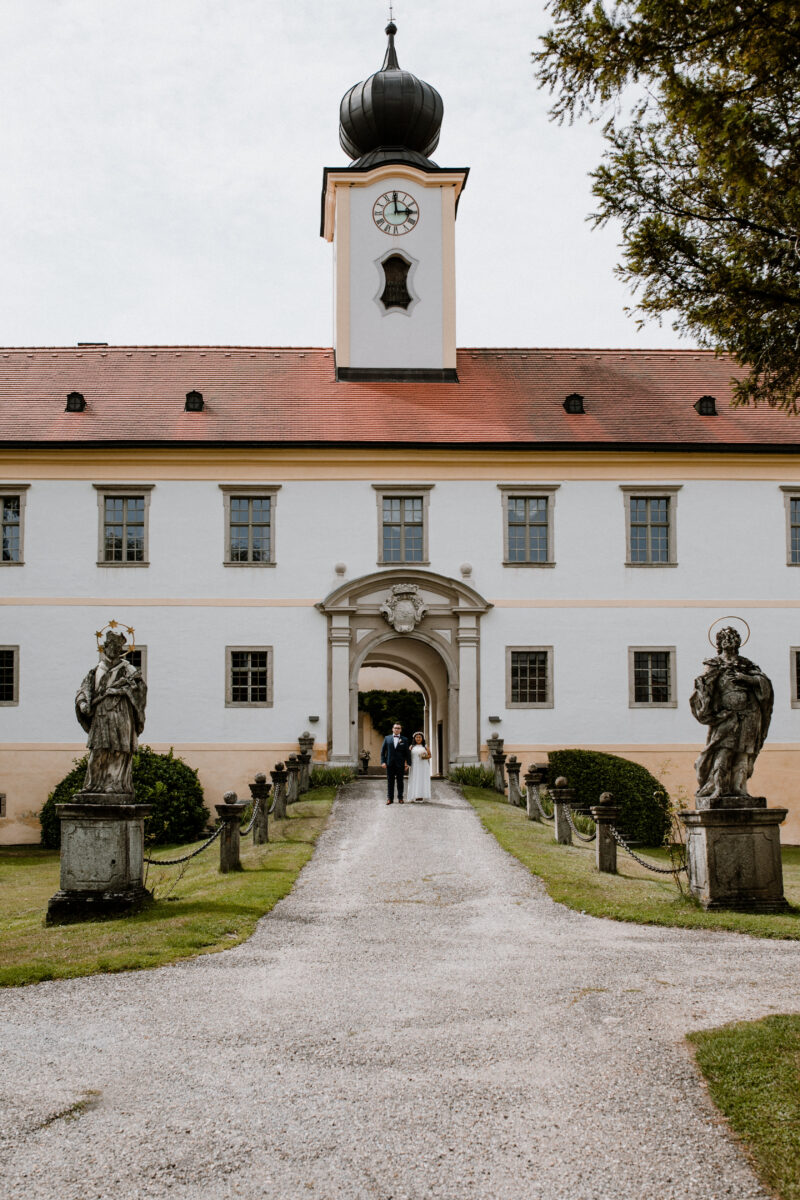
[372,191,419,236]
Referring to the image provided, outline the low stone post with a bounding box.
[297,751,312,794]
[298,730,315,763]
[270,762,288,820]
[486,732,502,761]
[285,755,300,805]
[359,750,371,776]
[491,741,507,794]
[590,792,620,874]
[216,791,248,873]
[525,763,549,822]
[506,755,523,806]
[550,776,573,846]
[249,772,272,845]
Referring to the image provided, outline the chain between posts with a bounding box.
[609,824,687,874]
[238,792,262,837]
[531,785,555,822]
[565,804,597,843]
[143,821,224,866]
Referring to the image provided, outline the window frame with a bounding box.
[94,484,154,567]
[0,484,30,566]
[620,485,681,567]
[127,646,147,682]
[498,484,559,567]
[505,645,554,709]
[628,645,677,709]
[373,484,433,566]
[780,487,800,566]
[790,646,800,709]
[219,485,281,567]
[0,645,20,706]
[225,645,274,708]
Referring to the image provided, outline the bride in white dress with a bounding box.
[408,731,432,802]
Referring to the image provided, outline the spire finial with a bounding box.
[382,15,399,70]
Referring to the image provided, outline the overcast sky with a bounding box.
[0,0,692,351]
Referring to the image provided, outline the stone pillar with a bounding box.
[270,762,288,821]
[249,773,272,845]
[681,800,789,911]
[486,732,502,762]
[359,750,371,776]
[329,619,353,764]
[525,763,549,822]
[590,793,620,874]
[298,731,315,792]
[492,748,507,794]
[506,756,523,806]
[216,791,247,873]
[455,619,480,764]
[551,776,573,846]
[47,798,153,924]
[285,755,300,805]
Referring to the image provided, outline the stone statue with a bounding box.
[75,629,147,796]
[690,626,773,801]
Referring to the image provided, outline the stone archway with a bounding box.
[357,635,450,775]
[317,569,492,768]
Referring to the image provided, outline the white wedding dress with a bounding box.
[408,744,432,801]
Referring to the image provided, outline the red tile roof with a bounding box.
[0,345,798,450]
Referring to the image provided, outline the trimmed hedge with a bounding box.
[309,765,355,789]
[449,765,496,789]
[547,749,669,845]
[39,746,209,849]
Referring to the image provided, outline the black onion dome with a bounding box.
[339,23,444,169]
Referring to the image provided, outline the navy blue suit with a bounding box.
[380,734,411,801]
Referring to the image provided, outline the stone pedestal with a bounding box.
[270,763,288,820]
[216,793,248,873]
[525,764,548,823]
[285,755,300,804]
[590,800,620,874]
[248,774,271,845]
[550,777,573,846]
[681,802,789,911]
[47,798,152,924]
[506,756,523,806]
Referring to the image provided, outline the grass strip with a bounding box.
[463,787,800,939]
[0,791,335,988]
[689,1015,800,1200]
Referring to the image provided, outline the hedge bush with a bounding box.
[39,746,209,849]
[547,748,669,845]
[358,689,425,738]
[449,765,497,789]
[309,765,355,790]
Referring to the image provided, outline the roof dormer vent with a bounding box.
[563,392,585,414]
[65,391,86,412]
[185,390,204,412]
[694,394,717,415]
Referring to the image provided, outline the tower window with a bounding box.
[380,255,412,310]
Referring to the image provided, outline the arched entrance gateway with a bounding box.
[317,570,492,770]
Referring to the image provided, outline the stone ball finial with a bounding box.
[460,562,473,578]
[254,773,266,783]
[599,791,614,805]
[334,562,347,576]
[223,790,237,804]
[554,776,568,789]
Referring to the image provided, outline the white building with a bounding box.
[2,23,800,843]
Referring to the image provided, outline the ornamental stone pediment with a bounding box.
[317,568,492,618]
[379,583,427,633]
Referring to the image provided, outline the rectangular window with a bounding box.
[219,485,281,566]
[498,485,558,566]
[0,486,29,565]
[621,486,680,566]
[226,646,273,707]
[127,647,147,680]
[628,646,677,708]
[94,485,154,566]
[373,485,432,565]
[505,646,554,708]
[0,646,19,705]
[781,489,800,565]
[790,647,800,708]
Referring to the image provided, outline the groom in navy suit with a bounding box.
[380,722,411,805]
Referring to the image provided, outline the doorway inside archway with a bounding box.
[356,638,450,777]
[358,667,425,771]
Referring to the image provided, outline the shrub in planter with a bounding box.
[547,748,669,845]
[39,746,209,849]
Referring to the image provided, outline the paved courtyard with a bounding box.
[2,778,799,1199]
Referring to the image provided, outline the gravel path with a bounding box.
[2,778,799,1200]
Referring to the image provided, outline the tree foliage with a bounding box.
[535,1,800,411]
[358,689,425,739]
[547,748,670,845]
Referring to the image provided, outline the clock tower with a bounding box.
[321,23,468,381]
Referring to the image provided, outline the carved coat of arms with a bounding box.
[380,584,428,633]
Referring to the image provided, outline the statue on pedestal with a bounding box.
[690,626,773,801]
[75,626,147,796]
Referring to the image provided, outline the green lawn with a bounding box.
[690,1015,800,1200]
[0,791,335,988]
[464,787,800,938]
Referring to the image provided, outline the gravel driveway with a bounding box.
[1,778,799,1200]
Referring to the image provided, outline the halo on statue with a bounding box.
[707,615,750,649]
[95,619,136,655]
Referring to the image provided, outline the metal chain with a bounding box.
[239,794,262,837]
[143,821,224,866]
[609,824,687,874]
[565,805,597,843]
[530,785,554,822]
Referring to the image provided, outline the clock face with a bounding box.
[372,190,419,236]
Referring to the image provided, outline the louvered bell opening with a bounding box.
[694,394,717,416]
[185,390,204,412]
[65,391,86,412]
[563,392,585,414]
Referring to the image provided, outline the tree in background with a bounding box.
[358,689,425,739]
[535,1,800,411]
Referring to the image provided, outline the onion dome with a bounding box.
[339,22,444,170]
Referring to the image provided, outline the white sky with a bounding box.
[0,0,691,350]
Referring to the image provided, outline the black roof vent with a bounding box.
[695,394,717,415]
[185,390,204,412]
[65,391,86,412]
[563,392,585,414]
